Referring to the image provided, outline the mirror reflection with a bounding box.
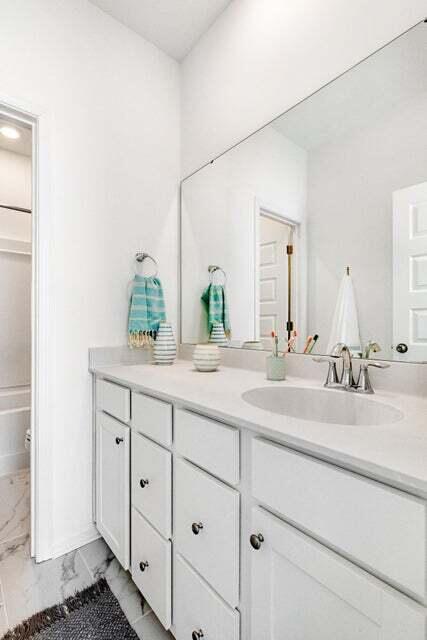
[181,22,427,362]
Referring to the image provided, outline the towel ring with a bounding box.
[208,265,226,285]
[135,252,158,277]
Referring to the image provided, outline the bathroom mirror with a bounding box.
[180,21,427,362]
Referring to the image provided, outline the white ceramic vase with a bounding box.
[193,344,220,372]
[209,322,228,347]
[153,322,177,365]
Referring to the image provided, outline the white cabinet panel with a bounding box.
[252,438,427,603]
[131,508,171,630]
[96,412,130,570]
[174,554,239,640]
[175,409,239,485]
[132,392,172,447]
[250,507,427,640]
[96,378,130,423]
[175,458,239,607]
[132,431,172,538]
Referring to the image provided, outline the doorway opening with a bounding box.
[257,209,299,350]
[0,112,33,556]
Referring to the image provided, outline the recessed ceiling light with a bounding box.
[0,126,21,140]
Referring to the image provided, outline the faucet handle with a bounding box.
[360,361,390,370]
[356,361,390,394]
[312,356,339,387]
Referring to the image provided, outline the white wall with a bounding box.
[181,125,306,343]
[0,149,32,242]
[181,0,427,176]
[0,0,180,555]
[306,90,427,358]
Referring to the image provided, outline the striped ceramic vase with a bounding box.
[153,323,177,365]
[209,322,228,347]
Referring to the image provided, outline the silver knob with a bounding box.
[139,561,149,572]
[250,533,264,550]
[192,630,204,640]
[140,478,150,488]
[191,522,204,535]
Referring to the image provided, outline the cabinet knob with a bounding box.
[191,522,204,535]
[115,437,124,445]
[192,630,204,640]
[250,533,264,550]
[139,561,149,572]
[139,478,150,488]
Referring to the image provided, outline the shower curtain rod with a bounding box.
[0,203,31,214]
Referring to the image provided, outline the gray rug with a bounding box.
[2,578,139,640]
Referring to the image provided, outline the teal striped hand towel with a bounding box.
[128,275,166,347]
[201,284,231,337]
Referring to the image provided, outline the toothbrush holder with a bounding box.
[266,354,286,381]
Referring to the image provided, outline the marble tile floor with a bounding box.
[0,471,172,639]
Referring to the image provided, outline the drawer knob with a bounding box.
[115,437,124,445]
[250,533,264,550]
[139,561,149,572]
[139,478,150,488]
[191,522,204,535]
[192,630,204,640]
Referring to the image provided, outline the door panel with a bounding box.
[96,412,130,570]
[393,182,427,360]
[250,507,427,640]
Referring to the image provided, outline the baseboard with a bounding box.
[51,525,100,559]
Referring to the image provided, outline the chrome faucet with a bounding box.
[314,342,390,393]
[330,343,355,388]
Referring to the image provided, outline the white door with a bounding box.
[96,412,130,570]
[258,215,291,344]
[250,507,426,640]
[393,182,427,361]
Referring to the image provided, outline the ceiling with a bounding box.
[0,118,32,157]
[272,22,427,150]
[89,0,233,60]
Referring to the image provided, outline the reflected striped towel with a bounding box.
[201,284,231,337]
[128,275,166,347]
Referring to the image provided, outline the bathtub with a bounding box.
[0,386,31,476]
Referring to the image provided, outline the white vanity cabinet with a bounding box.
[93,373,427,640]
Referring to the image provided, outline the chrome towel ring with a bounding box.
[208,264,226,285]
[135,252,159,277]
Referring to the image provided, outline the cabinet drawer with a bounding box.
[132,432,172,538]
[175,458,239,607]
[96,378,130,423]
[132,392,172,447]
[174,554,240,640]
[131,508,171,630]
[251,507,427,640]
[175,409,239,485]
[252,438,427,603]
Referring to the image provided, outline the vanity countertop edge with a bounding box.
[91,360,427,499]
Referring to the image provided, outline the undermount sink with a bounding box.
[242,386,404,426]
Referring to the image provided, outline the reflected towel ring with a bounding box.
[135,252,158,277]
[208,265,227,285]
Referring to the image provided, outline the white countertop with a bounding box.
[92,360,427,498]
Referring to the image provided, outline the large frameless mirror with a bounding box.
[180,21,427,362]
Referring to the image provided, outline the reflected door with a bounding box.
[259,215,291,342]
[393,182,427,361]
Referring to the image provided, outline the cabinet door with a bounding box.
[250,507,427,640]
[96,412,130,569]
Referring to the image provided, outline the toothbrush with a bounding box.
[271,331,279,357]
[303,335,313,354]
[287,330,298,353]
[307,334,319,354]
